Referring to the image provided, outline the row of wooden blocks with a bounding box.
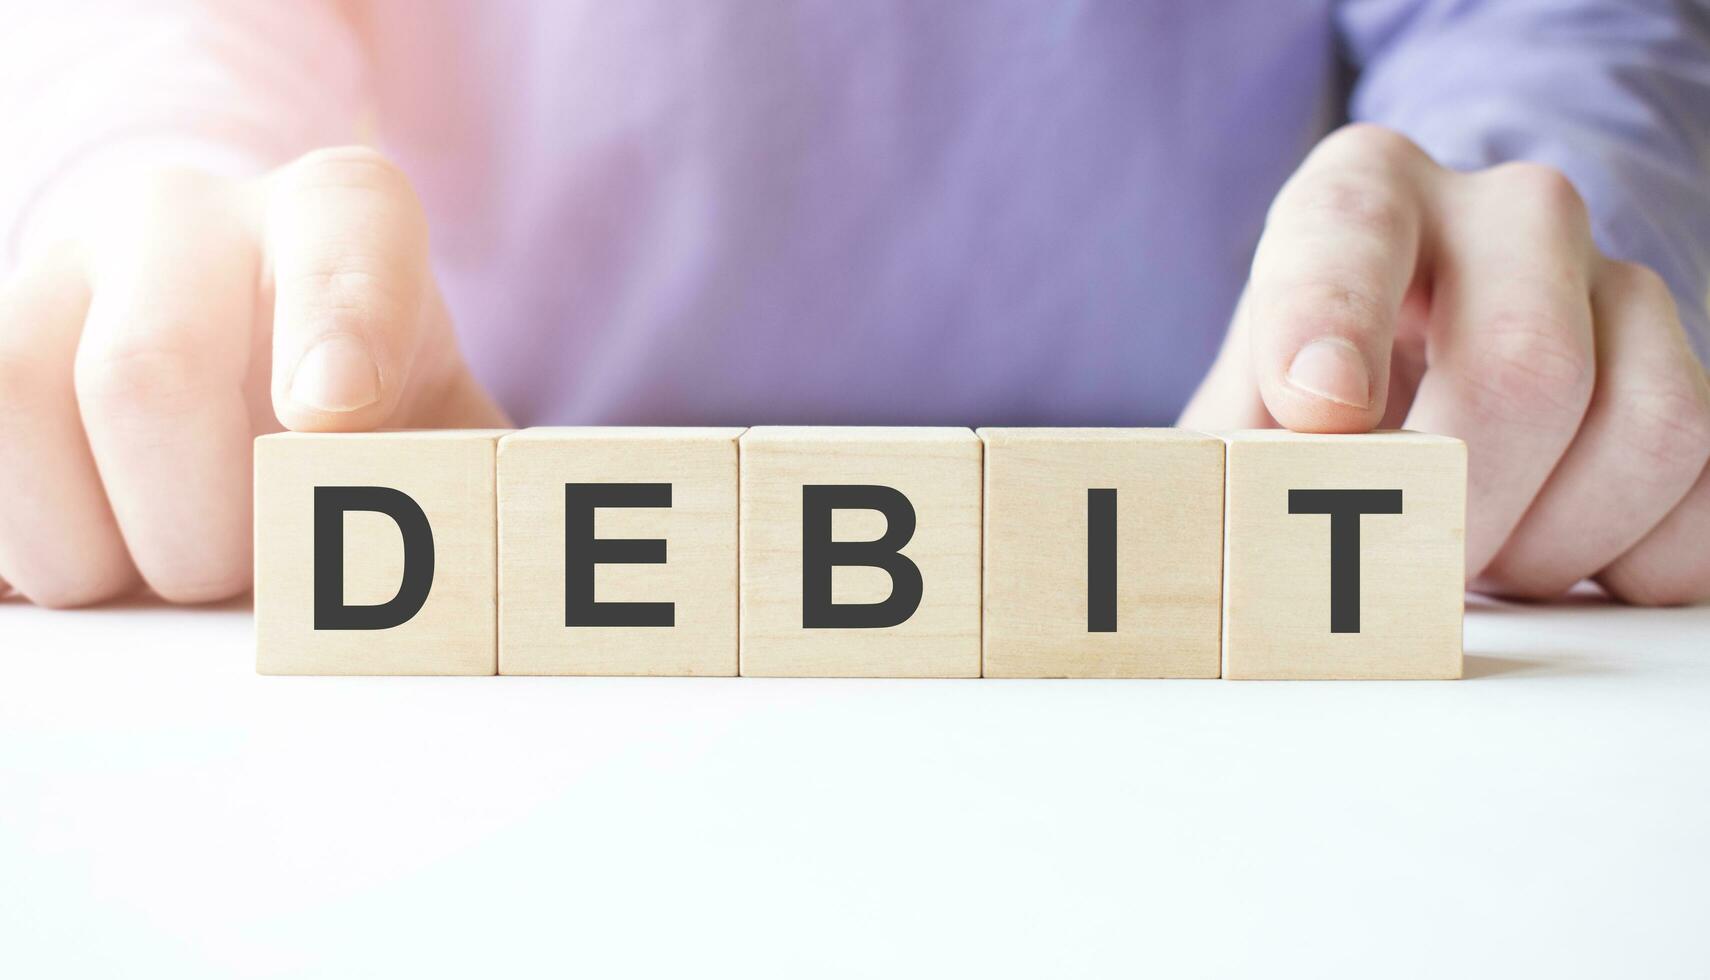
[254,427,1467,679]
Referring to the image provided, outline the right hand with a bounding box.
[0,146,510,608]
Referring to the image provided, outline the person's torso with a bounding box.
[362,0,1342,424]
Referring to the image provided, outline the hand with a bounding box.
[0,147,509,607]
[1182,124,1710,605]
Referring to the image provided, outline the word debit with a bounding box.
[254,427,1466,680]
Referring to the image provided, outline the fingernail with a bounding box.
[1286,338,1370,409]
[289,334,380,413]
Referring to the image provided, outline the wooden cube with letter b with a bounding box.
[1221,430,1466,680]
[738,427,982,677]
[497,427,743,675]
[254,430,509,675]
[979,428,1224,678]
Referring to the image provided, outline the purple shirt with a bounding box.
[8,1,1710,425]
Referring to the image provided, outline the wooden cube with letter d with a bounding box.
[254,430,509,675]
[1221,430,1466,680]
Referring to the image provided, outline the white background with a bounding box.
[3,594,1708,979]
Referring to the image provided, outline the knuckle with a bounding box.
[1476,567,1573,604]
[1460,312,1595,427]
[1277,174,1414,241]
[286,146,418,203]
[5,547,138,609]
[74,340,219,421]
[1604,259,1677,311]
[109,169,223,238]
[150,568,251,605]
[287,261,409,305]
[20,574,133,610]
[1487,161,1589,228]
[1275,276,1389,334]
[1612,378,1710,476]
[1320,123,1428,171]
[1603,562,1710,608]
[132,167,209,205]
[0,349,57,420]
[283,263,419,332]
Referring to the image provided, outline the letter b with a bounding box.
[801,485,924,628]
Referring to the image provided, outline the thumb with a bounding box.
[265,146,439,432]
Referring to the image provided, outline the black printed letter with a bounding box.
[801,485,924,628]
[314,486,435,630]
[1287,488,1403,634]
[1087,488,1117,633]
[565,483,675,628]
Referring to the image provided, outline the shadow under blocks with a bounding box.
[253,427,1466,680]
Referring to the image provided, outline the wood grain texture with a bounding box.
[1221,430,1465,680]
[498,427,743,675]
[254,430,507,675]
[739,427,982,677]
[980,428,1224,678]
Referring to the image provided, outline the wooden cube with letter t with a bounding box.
[979,428,1224,678]
[738,427,983,677]
[497,427,743,675]
[254,430,509,675]
[1221,430,1466,680]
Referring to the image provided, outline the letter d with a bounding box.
[314,486,436,630]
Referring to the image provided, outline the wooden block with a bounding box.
[497,427,743,675]
[254,430,507,675]
[979,428,1224,678]
[1221,430,1465,680]
[739,427,982,677]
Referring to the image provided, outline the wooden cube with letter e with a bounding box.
[738,427,982,677]
[254,430,509,675]
[1221,430,1466,680]
[497,427,743,675]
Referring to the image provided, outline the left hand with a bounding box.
[1181,123,1710,605]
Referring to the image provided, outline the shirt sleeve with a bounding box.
[0,0,367,274]
[1338,0,1710,360]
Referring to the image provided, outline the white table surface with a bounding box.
[3,593,1708,979]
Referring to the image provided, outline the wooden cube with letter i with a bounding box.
[1220,430,1466,680]
[980,428,1225,678]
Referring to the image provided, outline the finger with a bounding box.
[1403,162,1599,577]
[267,146,437,432]
[1598,450,1710,605]
[74,174,258,603]
[1246,124,1429,433]
[0,245,140,607]
[1478,261,1710,598]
